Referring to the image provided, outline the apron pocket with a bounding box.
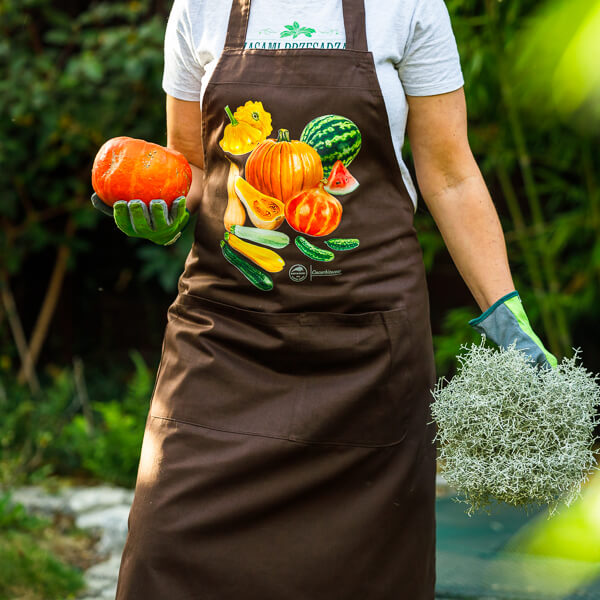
[151,293,312,440]
[287,306,413,447]
[150,293,413,447]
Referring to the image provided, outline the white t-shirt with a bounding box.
[162,0,464,212]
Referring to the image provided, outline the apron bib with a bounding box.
[116,0,438,598]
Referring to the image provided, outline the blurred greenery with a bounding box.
[0,0,598,499]
[56,351,153,487]
[0,350,153,489]
[0,0,169,268]
[509,0,600,128]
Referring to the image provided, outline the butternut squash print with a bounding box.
[223,158,246,231]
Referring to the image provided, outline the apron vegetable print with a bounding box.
[219,103,362,290]
[115,0,438,599]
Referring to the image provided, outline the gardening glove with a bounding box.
[91,192,190,246]
[468,290,558,370]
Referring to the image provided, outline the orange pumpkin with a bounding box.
[91,136,192,208]
[245,128,323,205]
[285,182,342,237]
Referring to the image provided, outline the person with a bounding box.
[92,0,557,598]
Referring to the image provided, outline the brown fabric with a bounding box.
[116,0,438,597]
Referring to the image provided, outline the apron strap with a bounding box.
[343,0,368,52]
[223,0,368,52]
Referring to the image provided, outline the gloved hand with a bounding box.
[91,193,190,246]
[468,290,558,370]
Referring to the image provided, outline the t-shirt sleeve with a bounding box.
[162,0,205,102]
[396,0,464,96]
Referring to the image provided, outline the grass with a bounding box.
[0,491,99,600]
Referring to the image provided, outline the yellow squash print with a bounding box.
[223,231,285,273]
[219,105,263,155]
[234,100,273,138]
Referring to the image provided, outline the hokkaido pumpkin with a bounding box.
[91,136,192,208]
[285,182,342,237]
[245,129,323,205]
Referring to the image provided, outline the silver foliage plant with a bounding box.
[430,336,600,518]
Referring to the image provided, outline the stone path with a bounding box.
[7,475,453,599]
[8,484,134,600]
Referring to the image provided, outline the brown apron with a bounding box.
[115,0,438,597]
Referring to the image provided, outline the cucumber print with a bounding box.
[220,239,274,291]
[300,115,361,178]
[324,238,360,251]
[295,236,335,262]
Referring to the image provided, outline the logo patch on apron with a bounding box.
[289,264,343,282]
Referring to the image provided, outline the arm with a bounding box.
[405,87,515,313]
[166,94,206,216]
[406,88,557,368]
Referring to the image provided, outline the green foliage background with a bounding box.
[0,0,598,489]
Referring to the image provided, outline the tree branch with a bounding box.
[0,271,40,396]
[17,217,78,385]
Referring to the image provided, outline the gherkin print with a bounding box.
[300,115,361,178]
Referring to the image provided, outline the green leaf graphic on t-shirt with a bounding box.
[280,21,316,38]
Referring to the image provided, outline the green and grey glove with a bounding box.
[91,192,190,246]
[468,290,558,370]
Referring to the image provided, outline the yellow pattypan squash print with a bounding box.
[234,100,273,138]
[219,105,263,155]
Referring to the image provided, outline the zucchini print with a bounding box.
[220,239,274,291]
[218,101,362,290]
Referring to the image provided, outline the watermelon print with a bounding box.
[300,115,362,178]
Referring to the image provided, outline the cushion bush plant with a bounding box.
[431,337,600,517]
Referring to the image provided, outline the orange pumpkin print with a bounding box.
[285,182,342,237]
[245,128,323,205]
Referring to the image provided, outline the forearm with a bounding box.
[186,163,205,216]
[422,167,516,312]
[165,95,205,216]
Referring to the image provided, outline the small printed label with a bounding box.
[310,266,342,279]
[289,264,342,282]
